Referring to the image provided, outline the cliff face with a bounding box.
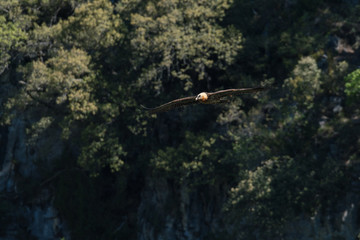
[137,177,227,240]
[136,178,360,240]
[0,117,70,239]
[283,193,359,240]
[0,105,359,240]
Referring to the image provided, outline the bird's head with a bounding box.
[195,92,208,102]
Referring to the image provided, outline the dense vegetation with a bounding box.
[1,0,360,239]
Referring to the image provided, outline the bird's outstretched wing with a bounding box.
[142,96,197,114]
[207,87,266,100]
[142,87,267,114]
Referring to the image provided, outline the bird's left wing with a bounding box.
[142,96,197,114]
[207,87,266,100]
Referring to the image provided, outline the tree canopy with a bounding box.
[1,0,359,239]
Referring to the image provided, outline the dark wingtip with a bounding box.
[255,86,267,90]
[140,105,158,114]
[140,104,151,110]
[251,86,271,92]
[260,86,270,91]
[247,86,269,92]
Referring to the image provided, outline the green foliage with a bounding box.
[151,132,231,186]
[345,69,360,102]
[7,47,97,119]
[0,0,358,239]
[78,124,126,174]
[54,0,124,51]
[282,56,321,109]
[0,15,27,74]
[278,32,316,71]
[226,154,345,236]
[0,1,37,28]
[119,0,242,91]
[218,51,349,239]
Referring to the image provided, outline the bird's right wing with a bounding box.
[208,87,266,100]
[142,96,197,114]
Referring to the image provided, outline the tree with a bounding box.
[0,15,27,74]
[345,69,360,103]
[282,56,321,109]
[2,0,127,174]
[117,0,242,93]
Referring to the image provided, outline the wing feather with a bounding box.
[142,87,267,114]
[144,96,197,114]
[207,87,266,100]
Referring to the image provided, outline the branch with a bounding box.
[25,90,56,110]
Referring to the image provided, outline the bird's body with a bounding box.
[195,92,208,102]
[143,87,266,114]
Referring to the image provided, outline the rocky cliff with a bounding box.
[0,117,70,239]
[1,117,359,239]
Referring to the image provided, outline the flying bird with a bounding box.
[142,87,266,114]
